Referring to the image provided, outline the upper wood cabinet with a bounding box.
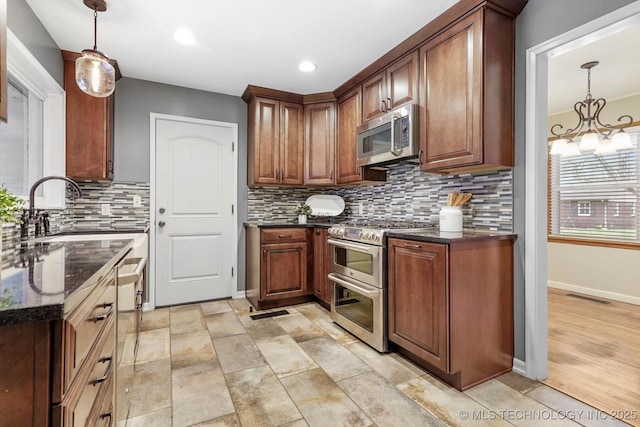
[248,96,304,185]
[336,87,386,185]
[362,51,419,121]
[304,101,336,185]
[0,0,7,123]
[419,8,514,173]
[336,87,362,184]
[62,50,120,181]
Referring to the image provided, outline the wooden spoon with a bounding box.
[458,193,472,206]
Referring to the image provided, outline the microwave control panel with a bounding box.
[395,116,411,148]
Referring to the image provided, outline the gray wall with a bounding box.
[512,0,635,361]
[7,0,62,86]
[113,77,248,293]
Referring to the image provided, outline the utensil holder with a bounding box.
[440,206,462,232]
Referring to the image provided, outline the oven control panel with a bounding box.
[328,226,384,245]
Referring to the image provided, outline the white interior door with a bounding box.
[153,116,237,306]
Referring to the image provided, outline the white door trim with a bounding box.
[524,2,640,379]
[147,113,239,310]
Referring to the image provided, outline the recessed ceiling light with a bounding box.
[299,61,316,72]
[174,29,196,46]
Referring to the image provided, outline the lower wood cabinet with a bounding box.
[388,236,515,390]
[246,226,313,310]
[312,227,332,307]
[0,266,117,426]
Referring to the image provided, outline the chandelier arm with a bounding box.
[550,101,586,138]
[591,98,616,137]
[616,114,634,127]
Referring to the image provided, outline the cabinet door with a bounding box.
[304,102,335,185]
[322,230,333,306]
[62,50,115,180]
[361,70,386,121]
[312,228,326,301]
[419,11,482,172]
[388,238,448,372]
[280,102,304,185]
[386,51,419,110]
[249,97,280,184]
[336,87,363,184]
[261,242,308,301]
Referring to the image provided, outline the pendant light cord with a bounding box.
[93,9,98,50]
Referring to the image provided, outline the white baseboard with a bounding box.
[512,358,527,376]
[233,290,246,299]
[548,280,640,306]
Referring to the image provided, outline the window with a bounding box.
[0,75,44,197]
[549,126,640,244]
[0,30,65,209]
[576,202,592,216]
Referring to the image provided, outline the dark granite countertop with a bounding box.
[0,238,134,326]
[244,221,333,228]
[386,229,517,244]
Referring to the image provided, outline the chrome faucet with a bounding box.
[20,176,83,239]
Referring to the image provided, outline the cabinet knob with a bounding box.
[158,221,166,228]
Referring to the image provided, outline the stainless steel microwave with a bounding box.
[356,104,419,167]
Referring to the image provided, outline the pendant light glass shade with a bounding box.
[612,129,633,150]
[561,141,581,157]
[549,138,567,155]
[76,50,115,97]
[594,136,616,155]
[579,131,599,151]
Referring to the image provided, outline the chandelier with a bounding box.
[549,61,634,157]
[75,0,115,98]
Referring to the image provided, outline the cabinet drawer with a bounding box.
[53,320,115,427]
[261,228,307,243]
[67,284,115,392]
[55,276,116,400]
[91,374,114,427]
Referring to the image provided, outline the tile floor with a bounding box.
[119,299,631,427]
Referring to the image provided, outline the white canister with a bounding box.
[298,214,307,224]
[439,206,462,232]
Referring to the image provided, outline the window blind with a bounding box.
[549,127,640,243]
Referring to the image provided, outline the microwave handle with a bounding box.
[390,112,402,156]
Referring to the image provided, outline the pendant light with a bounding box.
[76,0,115,98]
[549,61,635,156]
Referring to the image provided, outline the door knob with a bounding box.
[158,221,166,228]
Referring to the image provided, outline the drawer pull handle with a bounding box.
[99,411,113,427]
[404,243,422,249]
[93,304,114,322]
[92,356,113,386]
[136,290,144,309]
[278,234,292,238]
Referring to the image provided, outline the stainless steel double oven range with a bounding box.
[327,221,434,352]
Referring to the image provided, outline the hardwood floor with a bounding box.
[545,287,640,426]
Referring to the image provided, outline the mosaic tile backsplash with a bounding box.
[1,181,150,248]
[248,162,513,232]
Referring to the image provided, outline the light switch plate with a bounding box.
[101,203,111,216]
[133,195,142,208]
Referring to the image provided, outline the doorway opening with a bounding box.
[525,1,640,422]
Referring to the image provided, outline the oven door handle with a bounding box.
[328,273,380,297]
[327,238,380,255]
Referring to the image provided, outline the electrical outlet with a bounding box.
[132,195,142,208]
[358,202,364,216]
[101,203,111,216]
